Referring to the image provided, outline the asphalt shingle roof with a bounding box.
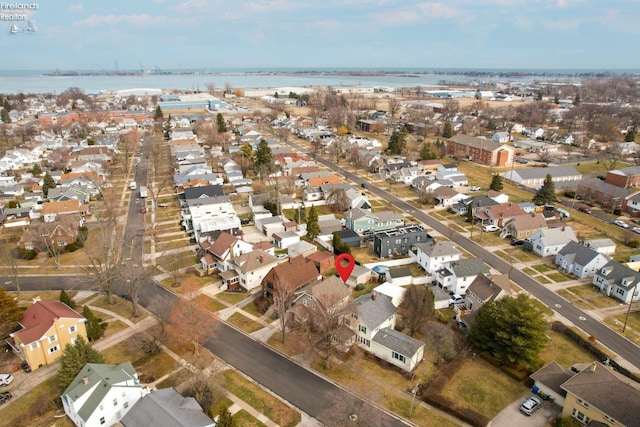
[371,327,424,358]
[351,292,396,329]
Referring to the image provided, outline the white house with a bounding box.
[273,230,300,249]
[372,282,407,307]
[592,260,640,304]
[555,241,610,279]
[221,250,279,291]
[61,362,147,427]
[529,227,577,257]
[435,258,490,295]
[415,241,461,275]
[184,195,240,240]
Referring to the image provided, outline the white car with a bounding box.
[469,186,481,191]
[614,220,630,229]
[448,294,465,305]
[633,227,640,235]
[482,224,500,232]
[519,396,541,416]
[0,374,14,386]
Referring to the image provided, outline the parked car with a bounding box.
[515,158,529,164]
[0,391,12,405]
[633,227,640,235]
[482,224,500,232]
[469,186,481,191]
[0,374,14,386]
[578,207,592,214]
[448,294,465,305]
[360,182,368,189]
[519,396,541,416]
[614,220,630,229]
[140,206,147,214]
[511,239,525,246]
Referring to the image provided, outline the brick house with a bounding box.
[447,135,514,167]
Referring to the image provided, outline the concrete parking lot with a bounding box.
[489,392,562,427]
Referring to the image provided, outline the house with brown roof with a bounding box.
[41,199,88,223]
[262,255,320,301]
[447,134,514,167]
[306,251,335,274]
[307,175,343,188]
[499,213,548,240]
[220,250,279,291]
[561,361,640,426]
[18,215,83,252]
[8,299,87,371]
[199,232,253,274]
[291,276,351,324]
[475,203,527,228]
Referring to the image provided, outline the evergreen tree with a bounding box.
[0,287,23,339]
[532,174,556,206]
[163,117,172,140]
[306,206,320,240]
[0,108,10,124]
[216,113,228,133]
[489,174,504,191]
[332,233,351,255]
[31,163,42,176]
[60,290,76,310]
[419,142,436,160]
[387,126,407,155]
[466,204,474,223]
[554,93,560,104]
[574,93,580,106]
[625,127,635,142]
[471,294,547,369]
[442,121,453,138]
[216,405,234,427]
[254,139,275,179]
[42,172,56,198]
[537,91,543,101]
[3,98,11,112]
[83,305,107,341]
[154,105,163,121]
[57,336,105,389]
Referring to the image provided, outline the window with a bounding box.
[69,325,77,334]
[113,398,118,406]
[48,345,59,354]
[99,404,104,411]
[358,325,367,334]
[392,352,406,363]
[30,342,39,351]
[48,334,58,343]
[577,398,589,409]
[123,401,129,409]
[100,417,105,425]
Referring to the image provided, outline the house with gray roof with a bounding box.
[458,274,511,328]
[555,241,610,278]
[592,260,640,304]
[120,388,215,427]
[373,224,434,258]
[528,226,577,257]
[344,207,404,234]
[504,166,582,190]
[530,361,573,407]
[435,258,490,295]
[415,241,461,274]
[500,213,548,240]
[348,292,424,372]
[61,362,146,427]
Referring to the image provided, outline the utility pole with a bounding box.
[623,281,639,333]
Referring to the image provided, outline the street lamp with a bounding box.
[409,383,418,417]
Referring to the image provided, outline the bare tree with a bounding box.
[399,286,434,337]
[537,151,553,165]
[146,134,172,210]
[422,321,460,366]
[387,96,401,121]
[270,283,299,344]
[2,243,20,297]
[118,261,148,317]
[599,143,626,171]
[147,293,173,333]
[326,188,350,213]
[168,296,219,355]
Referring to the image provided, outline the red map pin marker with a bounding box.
[335,253,355,283]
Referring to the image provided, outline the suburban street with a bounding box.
[281,137,640,372]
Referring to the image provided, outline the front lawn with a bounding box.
[226,312,264,333]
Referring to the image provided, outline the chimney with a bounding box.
[589,363,597,373]
[82,376,88,385]
[371,292,377,300]
[259,255,263,264]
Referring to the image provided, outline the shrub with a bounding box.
[480,351,502,368]
[11,247,37,260]
[65,241,83,252]
[628,240,640,248]
[501,365,530,381]
[563,191,576,199]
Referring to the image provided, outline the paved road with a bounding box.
[282,137,640,372]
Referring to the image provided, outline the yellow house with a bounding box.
[8,299,87,371]
[560,361,640,426]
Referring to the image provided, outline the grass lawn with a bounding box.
[232,409,268,427]
[156,367,186,389]
[440,357,528,419]
[135,351,178,381]
[101,339,142,365]
[386,395,459,427]
[226,312,264,333]
[522,267,538,276]
[102,319,128,337]
[192,294,227,313]
[156,239,193,253]
[154,252,199,271]
[349,246,380,264]
[605,311,640,345]
[1,376,67,427]
[267,331,311,357]
[216,292,250,305]
[13,290,72,304]
[532,264,554,273]
[242,301,264,318]
[220,369,301,427]
[89,295,147,323]
[547,272,573,282]
[542,330,599,367]
[537,276,552,285]
[562,284,620,309]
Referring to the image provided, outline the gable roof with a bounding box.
[597,260,640,291]
[530,361,573,397]
[42,199,87,215]
[63,362,140,422]
[183,185,224,200]
[229,250,278,273]
[506,213,547,231]
[561,362,640,426]
[15,300,84,344]
[514,166,581,180]
[557,241,604,266]
[208,232,238,258]
[372,327,424,357]
[351,292,396,329]
[449,258,489,278]
[415,241,460,258]
[266,255,319,292]
[120,388,214,427]
[300,275,351,303]
[532,227,577,246]
[467,274,510,302]
[448,134,503,152]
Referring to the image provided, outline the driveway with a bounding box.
[489,393,561,427]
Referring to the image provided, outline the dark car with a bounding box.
[0,391,12,405]
[140,206,147,214]
[578,207,592,214]
[511,239,525,246]
[360,182,368,189]
[515,158,529,164]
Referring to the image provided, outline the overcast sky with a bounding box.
[3,0,639,71]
